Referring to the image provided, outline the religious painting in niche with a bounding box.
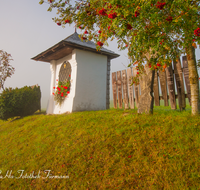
[59,61,71,92]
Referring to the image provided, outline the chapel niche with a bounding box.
[59,61,71,91]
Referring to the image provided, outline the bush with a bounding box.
[0,85,41,120]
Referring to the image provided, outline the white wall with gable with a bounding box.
[46,49,107,114]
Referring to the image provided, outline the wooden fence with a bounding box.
[112,56,192,110]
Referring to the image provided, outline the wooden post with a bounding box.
[127,68,135,109]
[132,67,139,108]
[173,60,183,111]
[176,57,186,109]
[153,70,160,106]
[122,70,129,109]
[159,70,169,106]
[166,65,177,109]
[117,71,123,109]
[112,72,117,109]
[182,56,191,106]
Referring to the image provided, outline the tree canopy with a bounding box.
[0,50,14,90]
[40,0,200,115]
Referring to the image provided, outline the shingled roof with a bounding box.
[32,32,120,63]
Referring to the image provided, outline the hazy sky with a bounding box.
[1,1,200,110]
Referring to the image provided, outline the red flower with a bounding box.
[61,92,64,96]
[194,28,200,36]
[127,24,132,30]
[65,19,70,23]
[61,85,63,87]
[193,39,196,42]
[77,6,79,9]
[67,91,70,94]
[65,96,67,97]
[58,92,60,94]
[84,30,88,34]
[157,63,161,67]
[108,12,117,19]
[97,41,104,46]
[149,65,151,68]
[98,8,107,16]
[125,44,128,47]
[128,155,132,158]
[57,23,61,26]
[108,26,111,30]
[134,11,140,17]
[98,30,102,34]
[53,87,55,89]
[155,1,166,10]
[52,93,55,95]
[56,79,58,81]
[160,42,162,45]
[137,72,139,74]
[166,16,173,22]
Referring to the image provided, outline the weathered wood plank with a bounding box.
[166,65,177,109]
[127,68,135,109]
[117,71,123,109]
[122,70,129,109]
[182,56,191,106]
[112,72,117,109]
[159,69,169,106]
[153,70,160,106]
[132,67,139,108]
[176,57,186,109]
[173,60,183,111]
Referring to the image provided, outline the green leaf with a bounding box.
[128,63,132,67]
[39,0,44,5]
[47,7,52,12]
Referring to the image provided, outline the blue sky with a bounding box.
[1,1,200,110]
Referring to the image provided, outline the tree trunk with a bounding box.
[186,45,200,115]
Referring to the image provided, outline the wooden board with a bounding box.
[153,70,160,106]
[127,68,135,109]
[159,70,169,106]
[117,71,123,109]
[173,60,183,111]
[176,57,186,109]
[166,65,177,109]
[122,70,129,109]
[182,56,191,106]
[132,67,139,108]
[112,72,117,109]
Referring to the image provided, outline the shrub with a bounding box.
[0,85,41,120]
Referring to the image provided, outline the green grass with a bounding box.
[0,102,200,189]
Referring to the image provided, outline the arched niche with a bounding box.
[59,61,71,91]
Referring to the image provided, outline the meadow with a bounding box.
[0,99,200,189]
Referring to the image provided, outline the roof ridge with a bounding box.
[63,32,118,55]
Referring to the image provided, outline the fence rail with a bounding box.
[112,56,192,110]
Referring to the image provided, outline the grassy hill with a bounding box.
[0,102,200,189]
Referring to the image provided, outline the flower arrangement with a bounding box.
[52,75,71,106]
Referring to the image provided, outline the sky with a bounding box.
[1,1,200,110]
